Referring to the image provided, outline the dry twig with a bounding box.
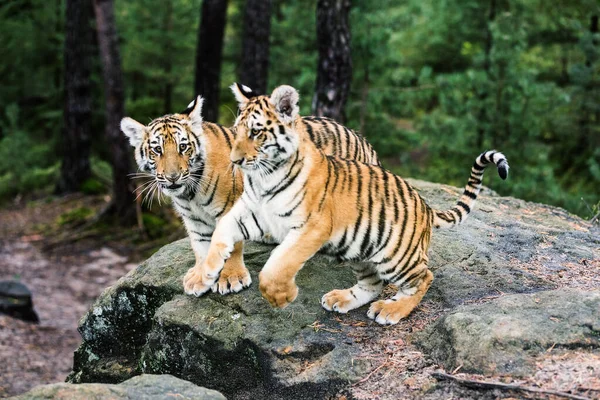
[432,372,592,400]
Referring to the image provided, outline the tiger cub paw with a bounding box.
[211,265,252,295]
[367,299,413,325]
[321,289,359,314]
[183,266,218,297]
[258,272,298,308]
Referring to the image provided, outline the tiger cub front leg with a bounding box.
[211,241,252,294]
[259,224,328,308]
[183,204,247,296]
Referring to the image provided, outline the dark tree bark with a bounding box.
[57,0,93,194]
[163,0,174,114]
[94,0,136,225]
[195,0,229,122]
[312,0,352,123]
[240,0,272,94]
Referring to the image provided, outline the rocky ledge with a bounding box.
[12,374,224,399]
[67,179,600,399]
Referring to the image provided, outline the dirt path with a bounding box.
[0,196,143,398]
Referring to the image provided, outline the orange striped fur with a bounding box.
[121,87,380,296]
[187,87,509,324]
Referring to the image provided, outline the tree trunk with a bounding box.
[163,0,174,114]
[195,0,229,122]
[240,0,272,94]
[57,0,93,194]
[94,0,136,225]
[312,0,352,123]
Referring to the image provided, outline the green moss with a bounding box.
[80,178,106,195]
[142,213,169,239]
[56,206,94,226]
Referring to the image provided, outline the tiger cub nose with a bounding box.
[166,173,180,183]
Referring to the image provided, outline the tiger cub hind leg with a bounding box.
[211,241,252,295]
[321,262,383,313]
[367,268,434,325]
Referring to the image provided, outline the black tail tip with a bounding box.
[497,160,508,180]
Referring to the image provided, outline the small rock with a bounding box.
[11,374,225,399]
[0,280,39,323]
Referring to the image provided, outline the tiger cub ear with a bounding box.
[230,82,257,107]
[120,117,146,147]
[270,85,299,123]
[183,95,204,126]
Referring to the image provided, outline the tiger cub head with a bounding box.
[230,83,300,173]
[120,96,205,196]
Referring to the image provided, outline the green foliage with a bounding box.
[343,0,600,218]
[0,104,58,198]
[0,0,598,218]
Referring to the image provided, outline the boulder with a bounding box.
[11,374,224,400]
[66,240,371,399]
[417,288,600,375]
[67,179,600,399]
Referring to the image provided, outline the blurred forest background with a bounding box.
[1,0,599,225]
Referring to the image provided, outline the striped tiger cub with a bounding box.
[121,84,380,296]
[183,88,509,325]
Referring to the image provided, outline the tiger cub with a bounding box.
[183,86,509,325]
[121,84,380,296]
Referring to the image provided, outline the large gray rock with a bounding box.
[67,179,600,399]
[417,288,600,375]
[11,374,224,400]
[67,240,370,399]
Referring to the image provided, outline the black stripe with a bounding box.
[236,218,249,240]
[189,230,212,239]
[279,188,307,218]
[318,160,333,211]
[290,212,311,230]
[349,161,364,245]
[381,177,411,265]
[436,212,453,222]
[457,201,471,213]
[342,127,351,158]
[214,191,232,218]
[174,201,191,212]
[304,120,316,142]
[250,212,264,237]
[200,175,220,206]
[329,158,342,193]
[182,213,210,226]
[217,124,232,149]
[267,158,303,200]
[358,168,376,257]
[462,189,477,199]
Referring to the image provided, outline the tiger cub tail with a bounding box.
[433,150,509,229]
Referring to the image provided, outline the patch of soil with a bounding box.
[0,194,184,398]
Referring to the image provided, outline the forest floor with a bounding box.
[1,193,598,399]
[0,193,185,398]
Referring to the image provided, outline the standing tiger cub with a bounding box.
[121,84,380,296]
[183,86,509,325]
